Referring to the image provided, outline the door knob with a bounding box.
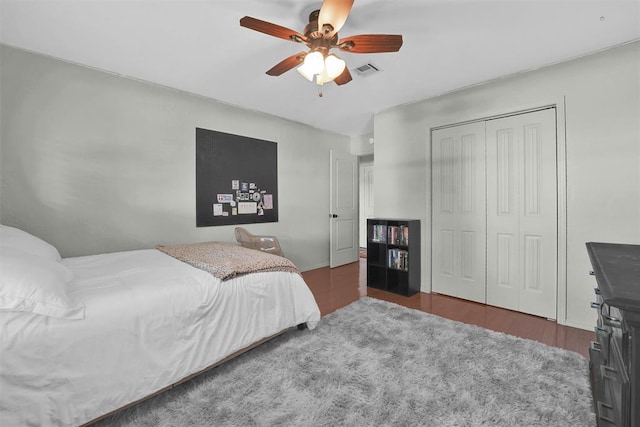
[330,214,338,218]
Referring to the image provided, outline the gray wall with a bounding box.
[2,41,638,328]
[0,45,350,271]
[374,40,640,329]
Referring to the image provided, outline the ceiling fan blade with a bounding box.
[240,16,306,42]
[266,52,306,76]
[338,34,403,53]
[333,67,352,86]
[318,0,354,37]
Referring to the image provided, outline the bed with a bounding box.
[0,225,321,426]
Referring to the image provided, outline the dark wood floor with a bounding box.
[302,258,594,358]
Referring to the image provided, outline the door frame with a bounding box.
[358,154,374,249]
[427,97,568,325]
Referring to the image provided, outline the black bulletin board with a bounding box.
[196,128,278,227]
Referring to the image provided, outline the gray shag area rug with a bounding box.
[97,297,595,426]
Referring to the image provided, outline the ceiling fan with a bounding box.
[240,0,403,93]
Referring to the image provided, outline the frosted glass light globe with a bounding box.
[325,54,346,79]
[303,51,325,75]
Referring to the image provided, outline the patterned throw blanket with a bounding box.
[156,241,300,281]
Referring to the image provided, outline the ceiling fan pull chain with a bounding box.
[313,74,324,97]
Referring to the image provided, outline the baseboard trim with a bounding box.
[300,262,330,272]
[562,319,593,332]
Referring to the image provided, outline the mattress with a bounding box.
[0,249,320,426]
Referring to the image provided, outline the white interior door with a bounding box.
[330,150,358,268]
[431,122,487,303]
[486,109,557,319]
[359,160,374,248]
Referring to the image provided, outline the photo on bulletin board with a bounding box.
[196,128,278,227]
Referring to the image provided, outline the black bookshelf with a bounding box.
[366,218,420,296]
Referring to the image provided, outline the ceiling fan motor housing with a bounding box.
[303,9,339,55]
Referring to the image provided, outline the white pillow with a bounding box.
[0,224,62,262]
[0,248,85,319]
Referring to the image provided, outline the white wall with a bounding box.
[0,45,350,271]
[374,41,640,329]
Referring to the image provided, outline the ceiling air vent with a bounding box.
[354,62,382,77]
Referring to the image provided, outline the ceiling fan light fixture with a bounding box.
[325,54,346,79]
[297,53,345,85]
[296,62,315,82]
[302,51,324,75]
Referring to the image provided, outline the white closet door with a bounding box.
[431,122,486,303]
[486,109,557,319]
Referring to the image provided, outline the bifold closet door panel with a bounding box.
[431,122,486,303]
[485,109,558,319]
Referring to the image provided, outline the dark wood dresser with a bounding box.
[587,242,640,427]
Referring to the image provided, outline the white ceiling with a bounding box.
[1,0,638,136]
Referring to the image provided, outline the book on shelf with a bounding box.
[387,225,409,246]
[370,224,387,243]
[387,248,409,271]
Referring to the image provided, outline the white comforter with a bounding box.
[0,249,320,426]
